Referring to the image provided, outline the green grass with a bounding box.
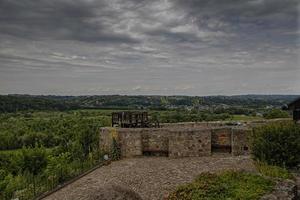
[230,114,263,121]
[167,171,274,200]
[254,161,293,180]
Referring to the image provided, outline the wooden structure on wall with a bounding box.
[112,111,151,128]
[287,97,300,122]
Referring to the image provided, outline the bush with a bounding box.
[45,152,73,184]
[251,122,300,168]
[0,174,26,199]
[111,138,121,161]
[263,109,290,119]
[167,171,274,200]
[254,161,293,180]
[20,147,48,175]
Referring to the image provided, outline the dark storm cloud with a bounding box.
[172,0,299,39]
[0,0,139,43]
[173,0,298,22]
[0,0,299,95]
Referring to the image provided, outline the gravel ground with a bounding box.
[43,155,256,200]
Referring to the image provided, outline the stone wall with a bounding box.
[232,128,251,156]
[161,119,292,129]
[99,125,251,158]
[168,129,211,158]
[161,121,228,129]
[99,127,117,153]
[211,128,232,145]
[119,130,143,157]
[141,129,169,154]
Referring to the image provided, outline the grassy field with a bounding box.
[230,114,263,121]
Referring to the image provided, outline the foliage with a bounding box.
[20,147,48,175]
[263,109,290,119]
[0,101,295,200]
[1,94,298,113]
[254,161,293,180]
[45,152,73,184]
[167,171,274,200]
[0,174,26,200]
[0,110,109,150]
[111,138,121,161]
[0,110,107,200]
[230,114,262,121]
[150,110,231,123]
[0,95,78,113]
[251,122,300,168]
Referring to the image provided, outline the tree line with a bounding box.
[1,94,298,113]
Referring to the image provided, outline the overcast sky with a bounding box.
[0,0,299,96]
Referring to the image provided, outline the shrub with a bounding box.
[21,132,48,148]
[263,109,290,119]
[0,174,26,200]
[251,122,300,168]
[167,171,274,200]
[20,147,48,175]
[111,138,121,161]
[254,161,293,180]
[45,152,72,184]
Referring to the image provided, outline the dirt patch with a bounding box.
[43,155,256,200]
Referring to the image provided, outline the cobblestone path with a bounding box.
[43,155,256,200]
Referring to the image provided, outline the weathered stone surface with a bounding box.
[119,130,143,158]
[87,184,142,200]
[42,156,255,200]
[141,129,169,153]
[232,128,251,156]
[261,179,298,200]
[296,175,300,200]
[168,129,211,158]
[160,121,231,129]
[160,119,292,129]
[100,125,250,158]
[99,128,118,153]
[211,128,232,146]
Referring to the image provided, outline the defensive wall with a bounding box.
[99,119,291,159]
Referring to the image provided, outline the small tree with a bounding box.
[251,122,300,168]
[263,109,290,119]
[75,121,99,158]
[20,147,47,175]
[18,147,47,196]
[111,138,121,161]
[45,152,72,184]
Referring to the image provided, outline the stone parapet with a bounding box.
[261,179,298,200]
[100,125,251,158]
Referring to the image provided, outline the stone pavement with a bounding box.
[43,155,256,200]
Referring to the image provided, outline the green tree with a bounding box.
[45,152,72,183]
[263,109,290,119]
[20,147,47,175]
[251,122,300,168]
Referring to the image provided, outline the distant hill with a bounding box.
[0,94,299,113]
[0,95,79,112]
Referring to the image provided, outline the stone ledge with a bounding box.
[261,179,297,200]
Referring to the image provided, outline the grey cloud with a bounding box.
[0,0,299,95]
[172,0,299,41]
[0,0,139,43]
